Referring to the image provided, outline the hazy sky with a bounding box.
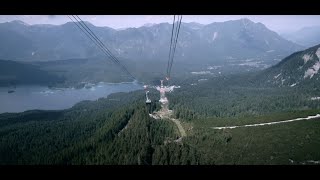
[1,15,320,34]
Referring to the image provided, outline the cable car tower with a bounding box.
[156,80,169,112]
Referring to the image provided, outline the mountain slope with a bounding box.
[0,59,65,86]
[254,44,320,87]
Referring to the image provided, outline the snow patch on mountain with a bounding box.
[304,61,320,79]
[212,32,218,41]
[316,47,320,60]
[290,83,297,87]
[274,73,281,79]
[302,54,312,64]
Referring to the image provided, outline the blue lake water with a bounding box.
[0,82,142,113]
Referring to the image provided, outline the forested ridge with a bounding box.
[1,72,320,164]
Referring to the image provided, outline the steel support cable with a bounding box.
[167,16,178,78]
[167,15,182,79]
[67,16,123,69]
[68,15,135,80]
[73,16,123,67]
[167,15,181,78]
[69,15,124,72]
[166,15,179,79]
[166,15,176,77]
[169,15,182,74]
[73,15,135,80]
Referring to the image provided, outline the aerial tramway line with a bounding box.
[144,15,182,114]
[68,15,182,110]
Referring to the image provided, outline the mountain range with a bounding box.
[0,19,303,66]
